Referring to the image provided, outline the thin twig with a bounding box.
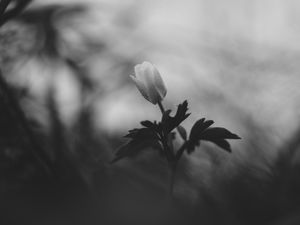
[0,0,11,17]
[0,0,32,26]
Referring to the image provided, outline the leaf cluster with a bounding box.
[112,100,240,163]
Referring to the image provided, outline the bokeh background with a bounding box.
[1,0,300,225]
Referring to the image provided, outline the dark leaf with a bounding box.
[177,125,187,140]
[187,119,240,153]
[189,118,214,142]
[111,139,162,163]
[207,139,231,152]
[112,126,162,163]
[186,141,198,153]
[201,127,241,140]
[140,120,162,133]
[125,128,159,140]
[140,120,154,128]
[161,100,190,134]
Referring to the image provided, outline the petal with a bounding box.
[134,64,144,81]
[152,65,167,98]
[132,62,165,104]
[142,61,153,68]
[130,75,150,102]
[130,72,136,78]
[142,64,161,104]
[134,62,151,85]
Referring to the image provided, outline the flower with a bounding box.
[130,61,167,104]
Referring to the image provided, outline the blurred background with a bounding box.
[1,0,300,225]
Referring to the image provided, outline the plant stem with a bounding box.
[168,161,177,197]
[157,100,165,114]
[158,101,188,161]
[175,141,187,160]
[157,100,177,197]
[0,0,11,17]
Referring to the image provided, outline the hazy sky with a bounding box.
[33,0,300,49]
[19,0,300,140]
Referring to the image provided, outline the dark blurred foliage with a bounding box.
[0,1,300,225]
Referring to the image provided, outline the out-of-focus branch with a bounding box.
[0,0,54,176]
[0,69,54,176]
[0,0,11,17]
[0,0,32,26]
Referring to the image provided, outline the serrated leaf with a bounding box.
[140,120,154,128]
[161,100,190,134]
[112,125,163,163]
[140,120,162,134]
[111,139,162,163]
[187,119,240,153]
[189,118,214,142]
[125,127,159,140]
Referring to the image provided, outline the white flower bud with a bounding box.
[130,61,167,104]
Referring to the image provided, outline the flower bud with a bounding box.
[130,61,167,104]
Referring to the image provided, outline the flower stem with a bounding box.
[157,100,165,114]
[168,161,177,197]
[157,100,177,197]
[158,101,188,161]
[175,142,187,161]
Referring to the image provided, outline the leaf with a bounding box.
[140,120,154,128]
[140,120,162,133]
[111,139,162,163]
[207,139,231,152]
[112,126,162,163]
[161,100,190,134]
[189,118,214,142]
[201,127,241,140]
[187,119,240,153]
[125,127,159,140]
[177,125,187,140]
